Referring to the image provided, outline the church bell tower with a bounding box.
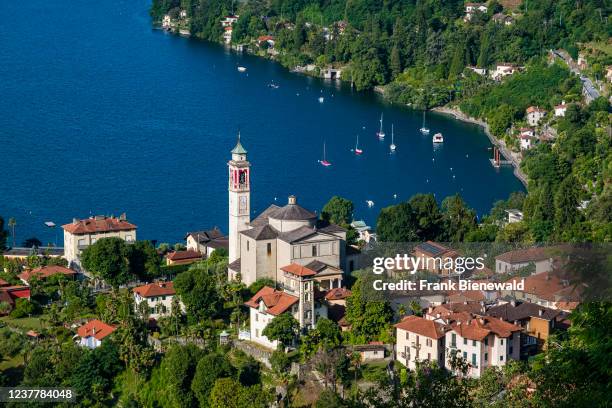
[228,132,250,263]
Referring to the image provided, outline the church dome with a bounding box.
[268,196,317,232]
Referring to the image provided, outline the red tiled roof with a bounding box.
[508,272,566,301]
[450,315,521,340]
[526,106,546,113]
[395,315,446,339]
[325,287,352,300]
[77,319,116,341]
[428,302,485,319]
[0,279,9,286]
[245,286,298,316]
[62,216,136,234]
[281,263,316,277]
[133,282,176,298]
[224,26,233,31]
[496,247,552,264]
[166,250,202,261]
[18,265,76,283]
[258,35,274,42]
[1,286,30,299]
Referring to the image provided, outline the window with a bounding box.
[426,338,432,347]
[406,332,409,340]
[509,346,513,355]
[472,340,476,347]
[247,241,250,251]
[500,339,504,346]
[463,351,467,359]
[500,356,504,361]
[484,337,488,346]
[427,353,431,361]
[451,333,457,347]
[305,293,311,301]
[472,353,477,366]
[78,239,86,246]
[484,353,488,362]
[312,245,317,256]
[267,243,272,255]
[463,338,467,345]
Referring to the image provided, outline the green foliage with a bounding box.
[174,261,223,322]
[345,274,393,341]
[126,240,162,281]
[81,237,132,288]
[10,298,38,318]
[191,352,235,407]
[71,340,122,405]
[262,312,299,348]
[248,278,275,295]
[209,377,270,408]
[321,196,354,225]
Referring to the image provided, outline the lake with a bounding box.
[0,0,525,245]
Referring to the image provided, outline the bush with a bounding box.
[10,298,38,318]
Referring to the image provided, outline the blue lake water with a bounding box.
[0,0,525,245]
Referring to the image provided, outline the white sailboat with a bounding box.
[376,113,385,139]
[420,111,430,135]
[432,133,444,143]
[354,135,363,155]
[390,124,396,152]
[319,141,332,166]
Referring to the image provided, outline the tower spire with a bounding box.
[231,130,247,155]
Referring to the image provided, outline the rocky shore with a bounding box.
[433,106,528,187]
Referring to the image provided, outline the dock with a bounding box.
[489,158,513,167]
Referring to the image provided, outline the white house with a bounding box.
[62,214,137,269]
[245,286,300,349]
[495,247,553,275]
[520,134,535,150]
[446,315,521,378]
[77,319,116,349]
[350,220,374,243]
[554,102,567,117]
[185,228,228,257]
[223,26,233,43]
[505,209,524,224]
[221,15,239,27]
[395,315,447,370]
[526,106,546,126]
[491,64,519,81]
[464,3,488,21]
[466,66,487,76]
[133,281,183,319]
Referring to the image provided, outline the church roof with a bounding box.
[250,205,280,227]
[231,133,247,154]
[268,198,317,221]
[241,224,279,240]
[278,225,318,243]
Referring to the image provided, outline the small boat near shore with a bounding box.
[319,141,331,166]
[237,66,247,72]
[354,135,363,155]
[420,111,430,135]
[390,124,396,152]
[432,133,444,143]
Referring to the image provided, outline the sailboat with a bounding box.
[390,124,396,152]
[354,135,363,155]
[319,141,332,166]
[376,113,385,139]
[420,111,430,135]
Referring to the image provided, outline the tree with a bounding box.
[390,46,402,79]
[10,298,37,318]
[0,216,7,250]
[126,240,162,280]
[192,353,235,407]
[249,278,275,295]
[81,237,131,288]
[71,341,122,405]
[8,217,16,248]
[345,274,393,341]
[376,202,418,242]
[22,237,42,248]
[262,312,299,349]
[209,378,269,408]
[554,176,580,233]
[154,344,205,408]
[408,193,443,240]
[321,196,354,225]
[174,262,222,322]
[441,194,477,242]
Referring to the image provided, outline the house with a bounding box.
[413,241,461,276]
[502,272,572,309]
[162,14,173,30]
[554,102,567,117]
[446,315,521,378]
[426,302,486,322]
[223,26,233,43]
[257,35,275,48]
[519,127,534,138]
[491,63,519,80]
[353,342,386,362]
[495,247,553,275]
[324,287,351,306]
[464,3,488,21]
[220,15,239,27]
[505,209,524,224]
[0,286,30,315]
[300,259,344,290]
[245,286,300,349]
[466,66,487,76]
[2,247,64,261]
[577,53,587,70]
[322,67,342,80]
[166,249,202,266]
[18,265,77,285]
[62,214,136,269]
[526,106,546,126]
[492,13,514,25]
[133,281,182,319]
[395,315,447,370]
[179,9,187,19]
[76,319,116,349]
[520,134,535,150]
[487,300,568,356]
[185,228,228,257]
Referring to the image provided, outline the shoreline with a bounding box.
[432,106,528,187]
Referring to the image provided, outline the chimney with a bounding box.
[538,309,543,317]
[119,213,127,221]
[73,218,78,224]
[92,327,96,336]
[510,300,516,307]
[436,313,440,319]
[288,195,297,205]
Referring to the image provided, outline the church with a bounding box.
[226,136,349,348]
[227,135,347,290]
